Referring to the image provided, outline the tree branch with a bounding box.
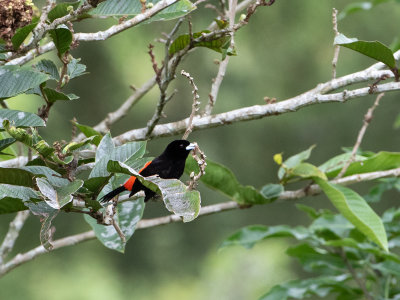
[0,211,30,265]
[114,79,400,144]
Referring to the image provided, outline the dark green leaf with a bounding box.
[47,1,81,22]
[185,156,269,204]
[0,138,16,152]
[74,122,102,146]
[374,261,400,277]
[0,66,49,99]
[314,177,388,251]
[84,199,145,252]
[42,88,79,103]
[49,25,73,56]
[0,167,35,187]
[11,21,38,50]
[0,184,40,214]
[34,59,60,81]
[335,33,396,69]
[21,165,69,186]
[0,109,46,129]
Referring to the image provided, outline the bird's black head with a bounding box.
[163,140,195,160]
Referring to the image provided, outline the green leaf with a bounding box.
[47,1,81,22]
[185,156,269,204]
[291,162,327,180]
[0,184,40,214]
[84,199,145,252]
[42,88,79,103]
[260,275,355,300]
[49,25,73,56]
[21,165,69,187]
[169,31,236,57]
[287,243,346,272]
[63,137,95,153]
[256,183,283,200]
[36,178,83,209]
[108,161,201,222]
[74,122,102,146]
[220,225,309,249]
[90,135,146,178]
[90,0,196,22]
[338,0,392,20]
[323,151,400,178]
[25,201,59,250]
[0,109,46,129]
[334,33,396,69]
[0,167,35,187]
[34,59,60,81]
[11,21,38,50]
[0,138,16,153]
[67,58,87,79]
[278,145,316,180]
[314,177,388,251]
[374,261,400,277]
[0,66,49,99]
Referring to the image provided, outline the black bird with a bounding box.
[100,140,196,202]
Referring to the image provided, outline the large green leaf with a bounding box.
[90,134,146,178]
[0,167,35,187]
[185,156,270,204]
[338,0,393,20]
[84,199,145,253]
[0,184,40,214]
[90,0,195,22]
[0,66,49,99]
[322,151,400,178]
[11,21,38,50]
[0,137,16,153]
[0,109,46,129]
[108,161,201,222]
[335,33,396,69]
[220,225,309,249]
[314,177,388,251]
[21,165,69,186]
[49,25,73,56]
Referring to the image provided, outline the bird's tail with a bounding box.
[100,186,126,203]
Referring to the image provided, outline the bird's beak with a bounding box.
[186,143,196,151]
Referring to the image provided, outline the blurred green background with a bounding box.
[1,0,400,299]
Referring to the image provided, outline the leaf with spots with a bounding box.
[0,109,46,129]
[84,199,145,252]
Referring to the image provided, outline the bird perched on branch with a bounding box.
[101,140,196,202]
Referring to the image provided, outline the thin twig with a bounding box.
[187,143,207,190]
[332,8,340,79]
[181,70,200,140]
[336,93,384,178]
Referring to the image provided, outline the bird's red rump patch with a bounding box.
[123,161,152,191]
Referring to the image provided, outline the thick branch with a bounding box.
[114,80,400,144]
